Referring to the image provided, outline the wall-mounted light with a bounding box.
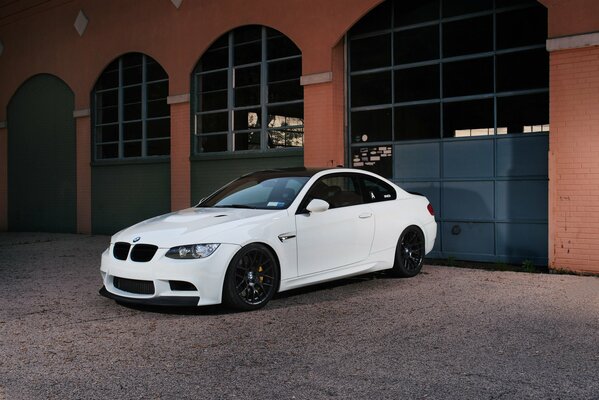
[171,0,183,9]
[74,10,88,37]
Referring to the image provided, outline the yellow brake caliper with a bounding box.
[258,266,264,282]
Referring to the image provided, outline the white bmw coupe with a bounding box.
[100,168,437,310]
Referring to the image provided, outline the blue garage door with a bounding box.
[347,0,548,264]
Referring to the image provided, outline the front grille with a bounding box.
[130,244,158,262]
[169,281,198,291]
[113,242,131,260]
[113,276,155,295]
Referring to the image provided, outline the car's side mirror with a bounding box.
[306,199,329,213]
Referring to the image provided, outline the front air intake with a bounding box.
[113,277,155,294]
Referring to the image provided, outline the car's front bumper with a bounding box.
[99,243,240,306]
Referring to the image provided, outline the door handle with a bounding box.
[358,213,372,219]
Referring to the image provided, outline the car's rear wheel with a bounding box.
[222,243,279,311]
[390,226,425,277]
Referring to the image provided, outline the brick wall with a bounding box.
[549,45,599,273]
[169,102,191,211]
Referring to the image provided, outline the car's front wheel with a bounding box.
[390,226,425,277]
[222,243,280,311]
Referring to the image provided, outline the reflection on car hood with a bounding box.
[112,207,279,247]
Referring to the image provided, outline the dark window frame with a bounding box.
[192,26,304,154]
[92,53,170,161]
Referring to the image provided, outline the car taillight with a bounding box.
[427,203,435,216]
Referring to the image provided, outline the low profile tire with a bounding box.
[390,226,425,278]
[222,243,280,311]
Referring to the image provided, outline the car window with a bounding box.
[199,176,310,209]
[302,175,364,210]
[361,176,397,203]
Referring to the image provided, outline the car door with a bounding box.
[295,173,375,276]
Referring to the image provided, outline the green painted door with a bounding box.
[7,74,77,232]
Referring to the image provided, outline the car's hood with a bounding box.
[112,207,283,247]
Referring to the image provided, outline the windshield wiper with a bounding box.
[214,204,255,209]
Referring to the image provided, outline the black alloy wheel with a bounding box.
[223,243,279,310]
[390,226,425,277]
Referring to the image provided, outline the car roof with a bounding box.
[241,167,329,179]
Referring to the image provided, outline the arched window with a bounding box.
[192,25,303,153]
[93,53,170,160]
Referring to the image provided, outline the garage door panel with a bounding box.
[497,135,548,177]
[442,222,494,255]
[495,180,548,221]
[443,139,493,178]
[442,181,493,220]
[496,223,547,261]
[396,181,441,218]
[394,142,440,179]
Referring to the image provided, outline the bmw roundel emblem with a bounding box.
[133,236,141,243]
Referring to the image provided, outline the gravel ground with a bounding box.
[0,233,598,400]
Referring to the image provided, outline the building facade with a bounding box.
[0,0,598,273]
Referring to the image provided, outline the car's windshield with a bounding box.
[198,175,310,210]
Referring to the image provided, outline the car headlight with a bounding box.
[166,243,220,259]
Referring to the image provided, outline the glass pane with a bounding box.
[268,128,303,148]
[97,143,118,159]
[443,99,494,138]
[123,141,142,157]
[267,103,304,127]
[147,81,168,101]
[234,131,261,151]
[96,124,118,143]
[443,15,493,57]
[209,34,228,49]
[235,65,260,87]
[122,53,142,67]
[96,70,119,90]
[349,34,391,71]
[147,118,170,139]
[199,134,228,152]
[443,0,492,17]
[200,47,228,72]
[394,0,439,27]
[96,89,118,108]
[123,103,141,121]
[350,72,391,107]
[234,41,261,66]
[146,61,168,81]
[394,103,440,140]
[197,112,228,134]
[198,70,227,92]
[496,0,539,8]
[147,139,170,156]
[349,0,391,35]
[395,65,439,102]
[268,80,302,103]
[268,58,301,82]
[350,108,392,143]
[97,106,118,124]
[496,49,549,92]
[497,93,548,134]
[234,25,261,44]
[362,176,396,202]
[123,86,141,104]
[351,146,393,179]
[199,90,227,111]
[267,36,301,60]
[234,86,260,107]
[147,99,169,118]
[123,65,142,85]
[123,121,142,140]
[394,26,439,64]
[443,57,493,97]
[497,6,547,49]
[234,108,261,131]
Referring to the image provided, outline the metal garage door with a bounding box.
[7,74,76,233]
[347,0,549,265]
